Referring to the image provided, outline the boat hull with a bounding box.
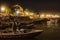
[0,30,43,38]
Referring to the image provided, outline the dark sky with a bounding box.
[0,0,60,12]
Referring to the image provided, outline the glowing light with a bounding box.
[40,14,45,18]
[29,16,34,19]
[30,13,34,15]
[46,14,51,18]
[1,6,5,12]
[52,15,60,18]
[25,12,29,16]
[15,10,20,14]
[46,14,50,17]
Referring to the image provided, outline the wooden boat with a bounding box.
[0,29,43,38]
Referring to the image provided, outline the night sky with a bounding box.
[0,0,60,12]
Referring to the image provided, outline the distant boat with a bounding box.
[0,29,43,38]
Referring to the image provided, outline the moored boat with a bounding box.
[0,29,43,38]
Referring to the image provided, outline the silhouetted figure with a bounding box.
[18,23,22,30]
[13,21,17,33]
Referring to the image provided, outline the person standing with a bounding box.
[13,21,17,33]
